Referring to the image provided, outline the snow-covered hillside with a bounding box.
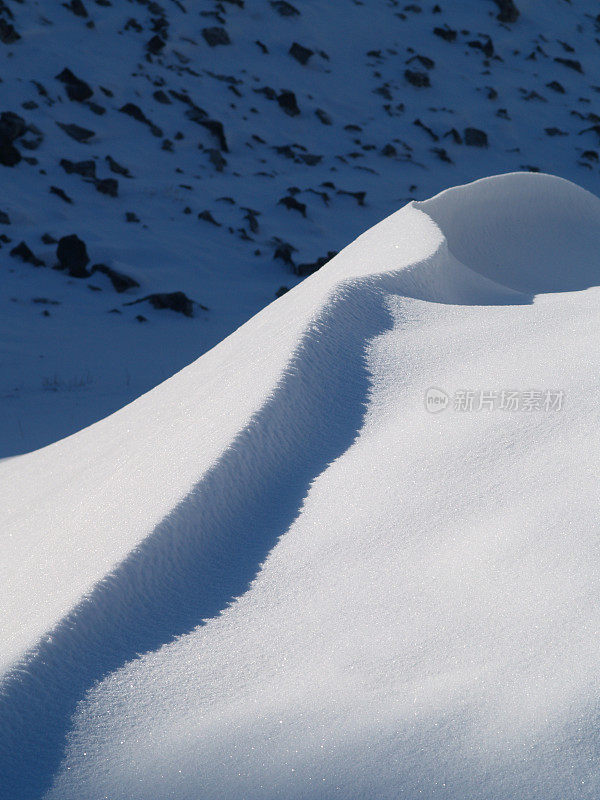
[2,171,600,799]
[1,0,600,454]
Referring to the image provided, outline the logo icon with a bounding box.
[425,387,449,413]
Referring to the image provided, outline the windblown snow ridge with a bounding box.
[2,172,600,800]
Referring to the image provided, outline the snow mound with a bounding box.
[415,172,600,293]
[2,173,600,800]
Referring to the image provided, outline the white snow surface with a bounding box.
[2,172,600,799]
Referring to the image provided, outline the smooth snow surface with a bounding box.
[2,172,600,799]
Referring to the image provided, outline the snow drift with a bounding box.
[1,172,600,800]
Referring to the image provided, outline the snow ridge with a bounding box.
[2,172,600,799]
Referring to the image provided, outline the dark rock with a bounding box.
[381,143,397,157]
[195,118,228,151]
[0,19,20,44]
[433,25,456,42]
[96,178,118,197]
[294,250,337,276]
[414,118,438,140]
[91,263,140,292]
[55,68,93,102]
[256,40,269,54]
[41,233,57,244]
[136,315,147,323]
[254,86,277,100]
[125,291,196,317]
[56,122,95,142]
[60,158,96,178]
[554,57,583,73]
[275,286,289,298]
[64,0,88,17]
[273,241,296,265]
[202,27,230,47]
[407,54,435,69]
[198,209,221,225]
[50,186,74,204]
[298,153,322,166]
[277,90,300,116]
[337,189,366,206]
[146,34,165,54]
[315,108,332,125]
[444,127,463,144]
[464,127,488,146]
[546,80,565,93]
[87,102,106,115]
[493,0,519,23]
[125,212,139,222]
[278,195,306,216]
[270,0,300,15]
[289,42,313,65]
[120,103,162,137]
[0,112,26,141]
[405,69,430,88]
[106,155,131,177]
[0,210,10,224]
[468,37,494,58]
[56,234,90,277]
[207,148,226,171]
[153,89,172,104]
[0,140,20,166]
[545,127,568,137]
[10,241,44,267]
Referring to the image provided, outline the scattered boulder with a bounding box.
[106,155,132,177]
[63,0,88,17]
[554,57,583,73]
[0,111,26,141]
[405,69,430,88]
[56,234,90,277]
[125,291,197,317]
[0,112,25,166]
[0,210,10,224]
[10,241,44,267]
[433,25,456,42]
[119,103,162,137]
[195,118,228,151]
[153,89,171,104]
[278,195,306,216]
[198,210,221,225]
[270,0,300,16]
[96,178,118,197]
[464,127,488,146]
[315,108,332,125]
[0,138,20,166]
[202,27,230,47]
[50,186,74,204]
[146,34,165,54]
[56,122,95,142]
[289,42,313,65]
[277,90,300,116]
[55,68,93,102]
[91,264,140,292]
[60,158,96,178]
[0,18,20,44]
[294,250,338,276]
[493,0,519,23]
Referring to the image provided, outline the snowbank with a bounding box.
[2,173,600,800]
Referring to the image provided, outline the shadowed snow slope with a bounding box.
[1,173,600,800]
